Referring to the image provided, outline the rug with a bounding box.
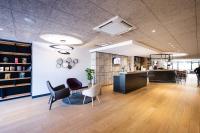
[63,93,95,105]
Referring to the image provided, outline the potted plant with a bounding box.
[85,68,95,85]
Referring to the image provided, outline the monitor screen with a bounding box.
[113,57,121,65]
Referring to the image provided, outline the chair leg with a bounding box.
[48,96,52,104]
[96,96,101,103]
[49,97,54,110]
[91,97,94,107]
[83,95,86,104]
[67,97,71,104]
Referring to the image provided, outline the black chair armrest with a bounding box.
[81,86,88,89]
[54,84,66,91]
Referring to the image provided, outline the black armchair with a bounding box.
[47,81,71,110]
[66,78,88,93]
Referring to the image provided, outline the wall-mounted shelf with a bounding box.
[0,51,31,56]
[0,39,32,100]
[0,92,31,101]
[0,63,31,65]
[0,83,31,89]
[0,77,31,81]
[0,71,31,73]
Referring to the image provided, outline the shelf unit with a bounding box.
[0,39,32,101]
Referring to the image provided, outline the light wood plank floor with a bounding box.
[0,81,200,133]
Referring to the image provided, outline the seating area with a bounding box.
[47,78,101,110]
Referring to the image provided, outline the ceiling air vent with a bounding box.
[93,16,136,36]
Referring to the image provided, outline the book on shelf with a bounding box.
[5,73,11,79]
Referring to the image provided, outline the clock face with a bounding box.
[56,58,63,65]
[73,59,78,64]
[62,62,69,68]
[69,61,75,67]
[65,57,72,63]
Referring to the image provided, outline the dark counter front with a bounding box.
[148,70,176,83]
[113,72,147,94]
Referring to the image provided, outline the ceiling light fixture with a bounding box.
[57,50,70,55]
[0,28,3,31]
[40,34,83,45]
[49,45,74,50]
[152,29,156,33]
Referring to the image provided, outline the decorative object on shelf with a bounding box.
[15,58,18,63]
[5,67,9,71]
[22,67,25,71]
[26,66,32,71]
[0,67,4,71]
[3,57,8,63]
[5,73,11,79]
[50,44,74,55]
[56,57,78,69]
[17,66,22,71]
[22,58,27,63]
[19,72,25,78]
[85,68,95,84]
[10,66,15,71]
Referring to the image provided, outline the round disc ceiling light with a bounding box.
[40,34,83,45]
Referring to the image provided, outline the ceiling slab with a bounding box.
[0,0,198,57]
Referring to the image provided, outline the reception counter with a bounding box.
[113,72,147,94]
[148,70,176,83]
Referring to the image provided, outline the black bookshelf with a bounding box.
[0,39,32,101]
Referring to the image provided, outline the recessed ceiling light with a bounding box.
[24,17,35,24]
[152,29,156,33]
[168,43,171,45]
[0,28,3,31]
[40,34,83,45]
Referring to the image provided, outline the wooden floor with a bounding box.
[0,76,200,133]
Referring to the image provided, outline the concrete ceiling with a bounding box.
[0,0,199,57]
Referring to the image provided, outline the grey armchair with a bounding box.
[47,81,71,110]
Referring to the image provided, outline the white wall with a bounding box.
[32,42,91,96]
